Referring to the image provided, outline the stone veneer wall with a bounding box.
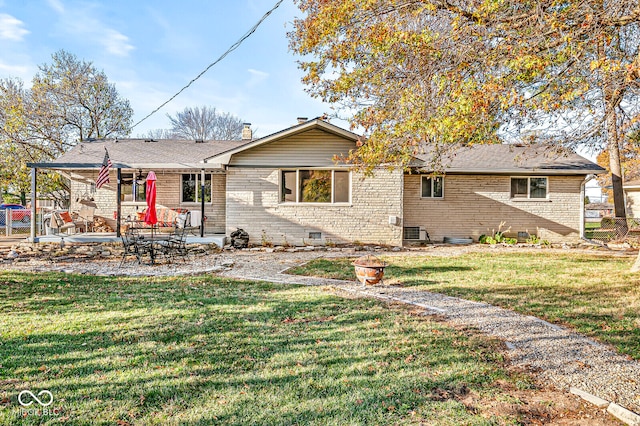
[225,168,404,246]
[403,174,585,243]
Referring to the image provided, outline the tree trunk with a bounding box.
[605,96,626,219]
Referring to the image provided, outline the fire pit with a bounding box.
[353,255,386,285]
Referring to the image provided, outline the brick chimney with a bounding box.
[242,123,252,140]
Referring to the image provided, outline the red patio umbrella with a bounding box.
[144,171,158,226]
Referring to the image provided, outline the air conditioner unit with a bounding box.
[404,226,428,240]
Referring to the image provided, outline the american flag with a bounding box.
[95,149,112,189]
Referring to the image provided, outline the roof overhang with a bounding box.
[411,168,605,175]
[27,162,226,170]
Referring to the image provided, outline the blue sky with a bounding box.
[0,0,604,199]
[0,0,335,137]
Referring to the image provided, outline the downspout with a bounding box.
[581,174,596,240]
[200,169,205,238]
[116,168,122,237]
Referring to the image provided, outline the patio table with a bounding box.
[125,221,173,265]
[135,234,172,264]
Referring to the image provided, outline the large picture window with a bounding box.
[120,173,146,202]
[510,177,547,199]
[280,169,350,204]
[421,176,444,198]
[182,173,212,203]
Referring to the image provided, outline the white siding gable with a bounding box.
[228,129,356,167]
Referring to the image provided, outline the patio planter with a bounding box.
[353,255,386,285]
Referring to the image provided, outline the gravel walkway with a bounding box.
[2,246,639,422]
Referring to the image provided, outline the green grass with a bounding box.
[288,251,640,359]
[0,271,540,425]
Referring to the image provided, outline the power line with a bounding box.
[130,0,285,131]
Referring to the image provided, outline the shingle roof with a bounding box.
[34,138,250,169]
[412,143,605,174]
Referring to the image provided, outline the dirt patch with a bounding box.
[476,380,619,425]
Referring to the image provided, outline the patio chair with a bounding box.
[74,205,95,232]
[50,211,76,235]
[120,228,151,267]
[175,211,191,229]
[158,225,189,263]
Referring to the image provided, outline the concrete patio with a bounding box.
[29,232,226,247]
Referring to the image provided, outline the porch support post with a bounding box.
[116,167,122,237]
[30,167,37,242]
[200,169,205,237]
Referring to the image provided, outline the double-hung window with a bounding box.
[510,177,548,199]
[421,176,444,198]
[280,169,350,204]
[182,173,212,203]
[120,173,146,202]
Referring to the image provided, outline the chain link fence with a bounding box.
[0,208,49,237]
[585,217,640,243]
[0,208,31,236]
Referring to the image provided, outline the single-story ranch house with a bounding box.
[30,118,605,246]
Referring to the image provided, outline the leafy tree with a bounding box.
[0,77,64,205]
[0,50,133,203]
[31,50,133,144]
[289,0,640,217]
[166,106,245,140]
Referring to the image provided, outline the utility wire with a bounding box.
[130,0,285,131]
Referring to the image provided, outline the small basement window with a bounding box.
[308,232,322,240]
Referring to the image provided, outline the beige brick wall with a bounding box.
[403,174,585,243]
[68,170,226,233]
[626,190,640,217]
[226,168,404,246]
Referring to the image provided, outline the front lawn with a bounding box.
[288,251,640,360]
[0,271,566,425]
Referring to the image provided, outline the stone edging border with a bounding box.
[570,388,640,426]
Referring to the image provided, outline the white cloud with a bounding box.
[246,68,269,87]
[0,60,31,80]
[102,29,134,57]
[46,0,65,13]
[47,2,135,57]
[0,14,29,41]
